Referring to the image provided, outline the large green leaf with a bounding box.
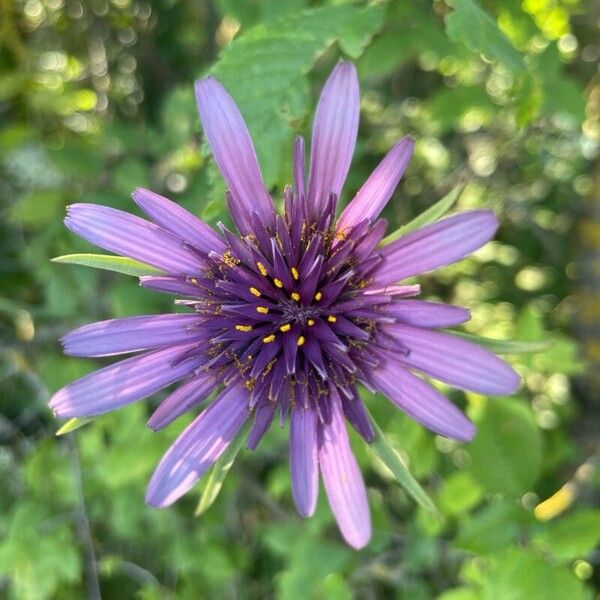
[445,0,526,73]
[467,398,542,496]
[51,254,162,277]
[210,4,385,188]
[195,420,250,516]
[381,185,462,245]
[367,412,439,515]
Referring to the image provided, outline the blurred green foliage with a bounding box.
[1,0,599,598]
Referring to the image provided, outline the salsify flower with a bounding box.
[49,62,519,549]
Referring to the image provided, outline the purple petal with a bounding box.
[246,401,276,450]
[306,62,360,218]
[132,188,225,254]
[290,407,318,517]
[371,360,475,441]
[65,204,204,275]
[384,324,521,395]
[145,383,249,507]
[318,390,371,549]
[61,314,204,357]
[383,300,470,328]
[147,371,218,431]
[49,343,202,418]
[373,210,499,285]
[337,136,414,232]
[139,275,204,297]
[195,77,273,232]
[341,393,375,442]
[293,135,306,200]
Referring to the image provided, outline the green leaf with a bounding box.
[450,332,554,354]
[195,420,250,516]
[445,0,526,73]
[51,254,163,277]
[367,413,439,515]
[55,417,94,436]
[381,185,462,245]
[211,5,385,189]
[534,509,600,562]
[467,398,542,496]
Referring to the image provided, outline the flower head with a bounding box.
[49,62,519,548]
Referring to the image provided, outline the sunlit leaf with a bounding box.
[381,185,462,245]
[450,332,554,354]
[195,420,250,516]
[367,413,439,515]
[51,254,162,277]
[55,417,94,436]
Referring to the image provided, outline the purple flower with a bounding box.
[49,62,519,549]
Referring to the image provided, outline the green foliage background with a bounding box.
[1,0,599,598]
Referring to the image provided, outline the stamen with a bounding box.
[256,306,269,314]
[279,323,291,332]
[273,278,283,288]
[249,287,261,297]
[189,277,199,285]
[263,334,276,343]
[297,336,305,347]
[256,262,268,276]
[291,292,301,302]
[235,324,253,332]
[307,319,315,326]
[314,291,322,301]
[291,267,299,280]
[327,315,337,323]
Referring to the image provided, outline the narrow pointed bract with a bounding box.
[50,60,519,549]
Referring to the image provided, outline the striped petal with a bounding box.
[371,360,475,441]
[374,210,498,285]
[337,136,414,232]
[195,77,273,233]
[49,343,201,418]
[318,390,371,549]
[65,204,204,275]
[145,383,249,507]
[61,314,203,357]
[290,407,318,517]
[133,188,225,254]
[383,300,470,328]
[385,324,520,395]
[306,62,360,218]
[147,371,218,431]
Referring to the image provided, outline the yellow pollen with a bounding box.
[249,287,261,297]
[314,291,322,301]
[291,267,299,280]
[291,292,301,302]
[256,306,269,314]
[189,277,198,285]
[307,319,315,326]
[273,278,283,288]
[263,334,276,343]
[279,323,291,332]
[257,262,268,276]
[235,324,253,332]
[297,336,305,347]
[327,315,337,323]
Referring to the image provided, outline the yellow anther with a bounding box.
[327,315,337,323]
[314,291,322,301]
[273,278,283,288]
[249,287,261,297]
[297,336,305,347]
[291,292,301,302]
[190,277,198,285]
[256,306,269,314]
[263,334,276,344]
[235,324,253,332]
[279,323,291,332]
[257,262,268,276]
[291,267,299,280]
[307,319,315,326]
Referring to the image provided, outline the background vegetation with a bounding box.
[1,0,599,598]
